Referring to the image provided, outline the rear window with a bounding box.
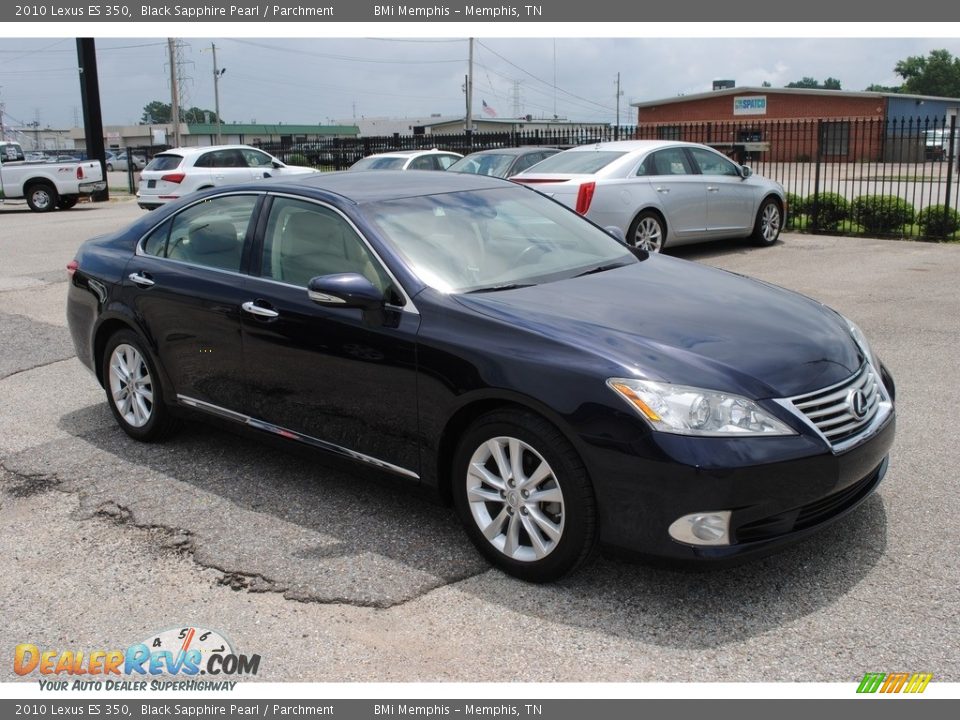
[350,156,407,171]
[521,150,627,175]
[145,154,183,172]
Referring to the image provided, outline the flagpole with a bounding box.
[466,37,474,137]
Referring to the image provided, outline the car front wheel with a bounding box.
[452,409,596,582]
[752,197,783,246]
[102,330,180,441]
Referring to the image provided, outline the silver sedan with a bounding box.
[514,140,785,252]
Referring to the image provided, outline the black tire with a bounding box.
[57,196,78,210]
[101,329,180,442]
[25,183,58,213]
[106,163,114,172]
[751,197,783,246]
[627,210,666,253]
[452,409,597,582]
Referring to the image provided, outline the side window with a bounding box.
[647,148,695,176]
[143,195,257,273]
[261,197,389,292]
[436,154,459,170]
[407,155,436,171]
[241,149,275,168]
[689,147,740,176]
[511,154,538,174]
[196,149,246,168]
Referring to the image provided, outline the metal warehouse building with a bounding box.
[632,86,960,163]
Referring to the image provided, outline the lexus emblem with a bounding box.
[848,389,868,420]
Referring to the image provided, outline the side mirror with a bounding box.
[273,161,284,169]
[740,165,753,179]
[605,225,626,243]
[307,273,383,311]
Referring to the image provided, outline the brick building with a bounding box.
[632,87,960,162]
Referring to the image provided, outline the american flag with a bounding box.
[482,100,497,118]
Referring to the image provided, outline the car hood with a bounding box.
[454,254,861,399]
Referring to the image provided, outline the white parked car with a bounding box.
[514,140,786,252]
[106,151,147,172]
[136,145,314,210]
[349,148,462,171]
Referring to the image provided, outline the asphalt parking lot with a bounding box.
[1,197,958,682]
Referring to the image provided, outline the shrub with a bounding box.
[917,205,960,238]
[804,192,849,230]
[851,195,916,234]
[285,153,311,167]
[785,192,804,215]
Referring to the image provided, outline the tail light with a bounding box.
[66,260,78,278]
[575,181,596,215]
[161,172,186,184]
[76,166,84,180]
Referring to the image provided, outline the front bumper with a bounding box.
[584,377,896,563]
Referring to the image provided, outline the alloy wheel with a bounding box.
[108,343,154,428]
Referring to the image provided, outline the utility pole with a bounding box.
[211,43,224,144]
[615,72,624,140]
[465,37,474,134]
[168,38,181,147]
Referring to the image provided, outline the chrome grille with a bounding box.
[790,365,882,445]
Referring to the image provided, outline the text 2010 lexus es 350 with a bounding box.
[66,172,895,581]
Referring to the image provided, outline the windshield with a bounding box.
[520,150,627,175]
[350,156,408,171]
[362,187,635,293]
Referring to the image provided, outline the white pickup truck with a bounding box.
[0,141,106,212]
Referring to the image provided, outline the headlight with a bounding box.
[846,318,880,370]
[607,378,795,437]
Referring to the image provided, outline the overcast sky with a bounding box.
[2,36,960,130]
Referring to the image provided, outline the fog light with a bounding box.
[668,510,732,546]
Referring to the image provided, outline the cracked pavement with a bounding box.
[1,199,958,683]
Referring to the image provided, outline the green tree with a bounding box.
[140,101,223,125]
[785,77,842,90]
[865,83,903,93]
[140,101,171,124]
[894,49,960,97]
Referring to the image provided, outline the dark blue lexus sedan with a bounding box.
[66,171,895,581]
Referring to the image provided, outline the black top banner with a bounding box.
[2,1,954,23]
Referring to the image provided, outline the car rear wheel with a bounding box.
[102,330,180,441]
[752,197,782,246]
[452,409,596,582]
[57,196,78,210]
[628,211,666,253]
[25,183,58,213]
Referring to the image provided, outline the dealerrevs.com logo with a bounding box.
[14,627,261,691]
[857,672,933,694]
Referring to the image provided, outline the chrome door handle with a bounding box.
[707,186,720,192]
[656,187,670,193]
[241,301,279,319]
[128,272,155,288]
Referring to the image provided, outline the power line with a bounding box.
[476,40,615,114]
[227,39,463,65]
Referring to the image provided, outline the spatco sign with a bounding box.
[734,96,767,116]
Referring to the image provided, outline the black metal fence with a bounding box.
[127,116,960,241]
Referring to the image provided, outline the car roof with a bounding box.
[564,140,702,152]
[461,147,558,157]
[363,148,461,159]
[157,145,268,157]
[267,169,514,204]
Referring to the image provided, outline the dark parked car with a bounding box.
[66,172,895,581]
[447,146,561,178]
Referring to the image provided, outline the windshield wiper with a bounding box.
[466,283,536,293]
[573,261,631,278]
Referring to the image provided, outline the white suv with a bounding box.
[136,145,314,210]
[349,148,462,171]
